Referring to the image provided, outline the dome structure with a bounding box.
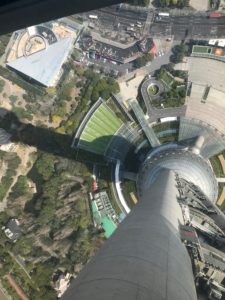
[138,146,218,203]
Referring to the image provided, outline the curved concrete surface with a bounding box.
[62,169,197,300]
[141,78,186,121]
[139,148,218,203]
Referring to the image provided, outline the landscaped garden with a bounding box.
[148,84,159,96]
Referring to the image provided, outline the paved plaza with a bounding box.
[189,0,208,11]
[186,57,225,135]
[188,57,225,93]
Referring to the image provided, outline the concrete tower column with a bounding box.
[62,169,197,300]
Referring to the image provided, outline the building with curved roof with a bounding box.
[139,147,218,203]
[7,37,74,87]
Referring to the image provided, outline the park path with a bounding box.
[0,288,10,300]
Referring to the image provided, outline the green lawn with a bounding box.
[158,135,177,143]
[120,180,138,209]
[99,105,122,127]
[160,70,174,86]
[94,111,119,131]
[148,84,159,96]
[88,120,114,136]
[153,121,179,133]
[79,140,105,155]
[210,156,225,178]
[192,45,210,54]
[192,45,225,57]
[79,103,122,155]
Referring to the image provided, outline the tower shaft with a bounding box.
[62,169,197,300]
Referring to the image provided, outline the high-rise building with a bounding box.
[63,141,225,300]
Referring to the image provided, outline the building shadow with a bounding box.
[0,108,140,175]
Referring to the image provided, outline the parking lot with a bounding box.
[153,38,173,58]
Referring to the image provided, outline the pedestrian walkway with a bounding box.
[217,178,225,183]
[217,186,225,207]
[129,99,160,147]
[218,154,225,174]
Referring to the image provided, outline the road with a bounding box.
[85,4,225,39]
[82,4,149,35]
[87,57,132,74]
[150,14,225,39]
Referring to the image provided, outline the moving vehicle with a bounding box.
[158,12,170,17]
[208,13,223,18]
[89,14,98,19]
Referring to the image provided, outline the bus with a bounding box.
[127,27,135,32]
[89,15,98,19]
[160,117,177,123]
[158,12,170,17]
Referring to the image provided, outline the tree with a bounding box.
[164,63,175,72]
[9,95,17,103]
[71,49,81,61]
[13,237,34,256]
[0,212,9,226]
[33,287,56,300]
[128,0,150,6]
[58,82,74,101]
[133,53,154,68]
[0,79,5,93]
[36,153,55,181]
[158,0,189,7]
[75,66,85,76]
[32,260,57,287]
[10,175,29,198]
[171,44,188,63]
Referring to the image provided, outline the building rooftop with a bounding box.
[55,273,71,298]
[0,128,11,145]
[4,219,22,241]
[78,34,154,63]
[7,37,74,87]
[91,194,118,239]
